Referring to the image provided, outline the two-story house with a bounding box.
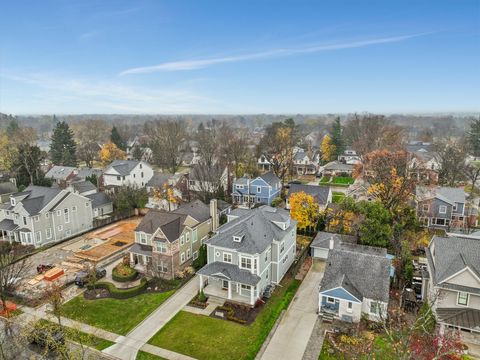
[45,166,77,188]
[416,186,467,229]
[257,154,272,172]
[129,199,218,279]
[338,149,362,165]
[319,243,390,323]
[198,206,297,306]
[293,151,318,175]
[407,141,441,183]
[0,185,93,247]
[423,235,480,333]
[103,160,154,189]
[231,172,281,207]
[286,184,332,211]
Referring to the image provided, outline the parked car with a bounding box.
[74,267,106,287]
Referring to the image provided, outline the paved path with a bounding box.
[261,262,325,360]
[302,317,327,360]
[103,275,200,360]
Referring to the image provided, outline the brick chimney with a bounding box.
[210,199,219,232]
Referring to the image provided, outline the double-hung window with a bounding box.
[64,208,70,223]
[223,253,232,263]
[370,302,379,315]
[458,292,469,306]
[240,257,251,270]
[439,205,447,214]
[156,242,167,253]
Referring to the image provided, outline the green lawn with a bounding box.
[331,176,354,185]
[61,290,176,335]
[332,192,345,203]
[318,176,331,184]
[148,278,301,360]
[136,351,167,360]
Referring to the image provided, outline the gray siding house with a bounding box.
[0,185,93,247]
[416,186,467,229]
[423,235,480,333]
[198,206,297,306]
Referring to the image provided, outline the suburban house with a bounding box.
[416,186,467,229]
[310,231,356,260]
[0,185,93,246]
[146,172,183,211]
[257,154,272,172]
[346,179,372,202]
[423,235,480,333]
[319,243,390,322]
[0,181,17,203]
[321,161,354,177]
[129,199,218,279]
[67,180,97,196]
[338,149,362,164]
[406,141,441,182]
[103,160,154,189]
[198,206,297,306]
[231,172,281,207]
[85,192,113,219]
[286,184,332,211]
[45,166,77,187]
[293,151,318,175]
[187,164,229,196]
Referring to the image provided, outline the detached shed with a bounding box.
[310,232,356,260]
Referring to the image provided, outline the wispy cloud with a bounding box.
[119,33,430,75]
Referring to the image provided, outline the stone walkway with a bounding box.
[183,296,224,316]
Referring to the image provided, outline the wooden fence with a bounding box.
[92,209,136,229]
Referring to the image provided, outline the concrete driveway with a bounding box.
[261,261,325,360]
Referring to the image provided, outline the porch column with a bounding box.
[199,275,204,291]
[227,281,232,300]
[250,285,254,305]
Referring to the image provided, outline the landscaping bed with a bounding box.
[212,300,264,325]
[112,263,138,282]
[85,278,148,300]
[147,277,301,360]
[189,291,209,309]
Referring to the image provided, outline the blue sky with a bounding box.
[0,0,479,114]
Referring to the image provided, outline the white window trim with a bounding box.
[223,252,232,263]
[326,297,335,304]
[180,252,186,263]
[439,205,447,214]
[457,292,469,306]
[46,228,52,239]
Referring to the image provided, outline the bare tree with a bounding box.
[190,164,225,203]
[0,246,28,315]
[464,162,480,197]
[195,120,220,168]
[147,120,187,173]
[435,140,467,186]
[72,119,109,167]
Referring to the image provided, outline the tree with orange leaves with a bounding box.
[153,183,179,211]
[99,141,126,166]
[289,191,320,230]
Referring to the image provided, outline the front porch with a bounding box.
[200,275,257,305]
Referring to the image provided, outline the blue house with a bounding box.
[231,172,281,206]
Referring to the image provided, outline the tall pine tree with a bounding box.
[468,117,480,157]
[50,121,77,166]
[330,117,345,158]
[110,126,126,151]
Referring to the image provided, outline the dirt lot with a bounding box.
[11,217,141,304]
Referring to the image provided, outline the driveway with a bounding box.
[260,261,325,360]
[103,275,200,360]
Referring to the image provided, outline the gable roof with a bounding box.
[311,231,357,249]
[45,166,76,180]
[86,192,111,208]
[323,161,353,172]
[206,206,295,254]
[259,171,280,186]
[426,235,480,286]
[320,245,390,302]
[105,160,141,176]
[0,181,16,195]
[173,199,210,223]
[416,186,466,204]
[76,167,103,180]
[15,185,64,215]
[288,184,330,205]
[72,180,97,194]
[135,209,188,241]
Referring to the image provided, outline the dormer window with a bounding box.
[233,235,243,242]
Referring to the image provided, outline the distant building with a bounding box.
[232,172,281,207]
[286,184,332,210]
[45,166,77,187]
[103,160,154,188]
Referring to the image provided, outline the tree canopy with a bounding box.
[110,126,126,151]
[50,121,77,166]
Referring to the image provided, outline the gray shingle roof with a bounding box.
[0,181,16,195]
[288,184,330,206]
[310,232,356,249]
[206,206,295,255]
[76,167,103,179]
[146,172,170,188]
[426,235,480,286]
[259,171,280,186]
[436,308,480,331]
[105,160,141,176]
[86,192,111,209]
[16,186,63,215]
[323,161,353,172]
[416,186,466,204]
[0,219,18,231]
[198,261,261,286]
[135,209,187,242]
[320,246,390,302]
[129,243,153,256]
[72,180,97,194]
[45,166,76,180]
[173,199,210,223]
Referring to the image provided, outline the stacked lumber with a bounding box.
[44,267,64,281]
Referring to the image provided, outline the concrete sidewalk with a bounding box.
[260,262,325,360]
[103,275,200,360]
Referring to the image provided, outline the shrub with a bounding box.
[87,278,147,299]
[112,264,138,282]
[197,290,207,302]
[217,306,247,325]
[271,197,283,207]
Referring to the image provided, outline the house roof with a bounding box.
[146,172,170,188]
[320,246,390,303]
[76,167,103,179]
[45,166,76,180]
[105,160,141,176]
[288,184,330,205]
[323,161,353,172]
[15,185,64,215]
[0,181,16,195]
[72,180,97,194]
[86,192,111,209]
[197,261,261,286]
[426,235,480,286]
[136,209,188,241]
[0,219,18,231]
[206,206,295,255]
[294,152,309,161]
[173,199,210,223]
[310,231,356,249]
[259,171,280,186]
[416,186,466,205]
[436,308,480,331]
[129,243,153,256]
[217,199,231,212]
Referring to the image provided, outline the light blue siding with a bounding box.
[321,287,360,302]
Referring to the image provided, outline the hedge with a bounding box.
[87,278,147,299]
[112,267,138,282]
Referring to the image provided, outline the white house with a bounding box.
[103,160,154,188]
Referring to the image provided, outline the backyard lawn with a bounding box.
[148,278,301,360]
[319,176,354,187]
[332,192,345,203]
[61,290,176,335]
[136,351,166,360]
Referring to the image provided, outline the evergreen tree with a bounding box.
[50,121,77,166]
[110,126,126,151]
[6,119,19,136]
[330,117,345,158]
[468,117,480,157]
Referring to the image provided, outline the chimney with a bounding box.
[329,236,335,250]
[210,199,219,232]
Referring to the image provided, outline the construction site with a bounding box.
[12,218,141,304]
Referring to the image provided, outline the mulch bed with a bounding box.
[84,288,110,300]
[211,299,266,325]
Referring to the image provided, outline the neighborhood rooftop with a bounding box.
[416,186,466,204]
[105,160,142,176]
